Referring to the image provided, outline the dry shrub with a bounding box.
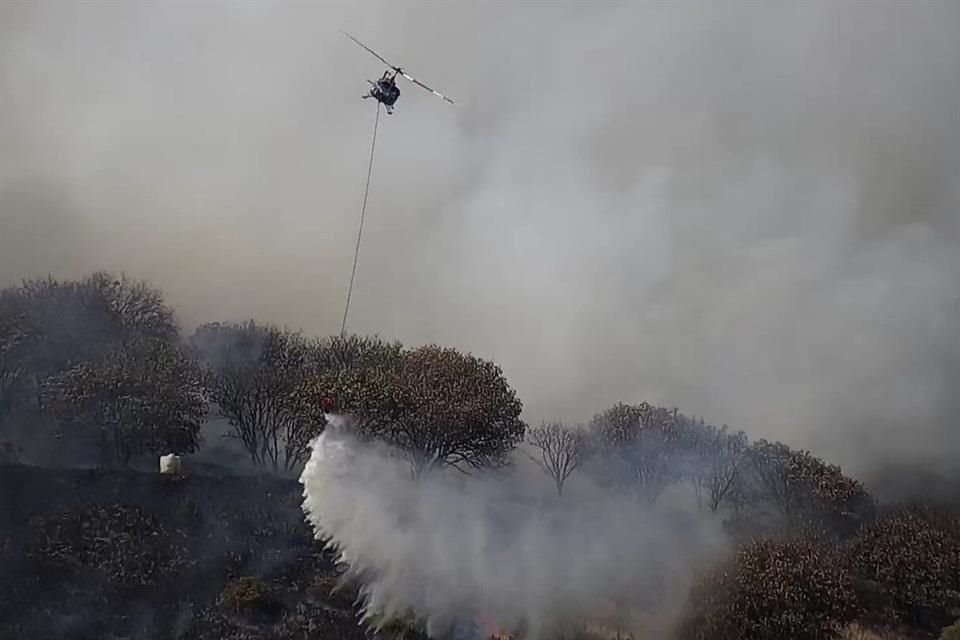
[218,575,278,615]
[370,611,430,640]
[309,572,360,612]
[941,621,960,640]
[846,505,960,630]
[839,622,908,640]
[0,441,19,464]
[677,539,858,640]
[26,503,188,585]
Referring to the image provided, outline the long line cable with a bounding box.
[340,102,382,338]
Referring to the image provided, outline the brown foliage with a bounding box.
[218,576,278,614]
[839,623,908,640]
[942,621,960,640]
[309,333,407,426]
[678,539,859,640]
[315,343,525,476]
[846,505,960,629]
[311,333,404,372]
[746,439,875,537]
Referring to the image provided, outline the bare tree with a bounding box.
[198,322,323,472]
[526,421,587,497]
[690,422,747,513]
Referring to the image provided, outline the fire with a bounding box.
[475,610,512,639]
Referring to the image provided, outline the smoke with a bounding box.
[2,1,959,490]
[300,415,728,639]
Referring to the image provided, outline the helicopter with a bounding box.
[341,31,456,115]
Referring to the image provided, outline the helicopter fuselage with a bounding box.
[367,78,400,106]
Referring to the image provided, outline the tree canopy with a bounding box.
[587,402,685,503]
[314,343,526,477]
[1,273,177,420]
[41,338,207,466]
[744,439,875,537]
[193,321,325,472]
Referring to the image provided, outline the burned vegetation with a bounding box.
[1,271,959,640]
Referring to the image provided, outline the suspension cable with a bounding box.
[340,102,382,338]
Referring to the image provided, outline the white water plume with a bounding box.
[299,414,728,639]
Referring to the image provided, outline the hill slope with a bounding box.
[0,463,369,640]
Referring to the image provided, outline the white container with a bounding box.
[159,454,181,475]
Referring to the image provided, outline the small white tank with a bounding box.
[159,453,181,475]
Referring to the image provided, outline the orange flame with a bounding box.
[475,611,512,639]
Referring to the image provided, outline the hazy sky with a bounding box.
[2,0,958,481]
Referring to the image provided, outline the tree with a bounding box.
[84,272,178,344]
[744,439,874,537]
[305,333,406,420]
[1,273,178,415]
[689,422,748,513]
[41,338,206,467]
[587,402,684,504]
[526,421,588,497]
[198,321,323,472]
[744,440,798,518]
[316,343,526,477]
[18,272,176,373]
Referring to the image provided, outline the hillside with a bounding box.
[0,462,368,640]
[3,459,960,640]
[2,273,959,640]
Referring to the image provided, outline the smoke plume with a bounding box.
[2,1,959,492]
[300,415,728,639]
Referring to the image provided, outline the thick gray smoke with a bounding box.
[300,415,728,639]
[2,1,959,490]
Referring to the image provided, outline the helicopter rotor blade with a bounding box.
[341,30,398,71]
[401,72,457,106]
[342,30,457,107]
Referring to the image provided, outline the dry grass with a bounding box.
[839,623,909,640]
